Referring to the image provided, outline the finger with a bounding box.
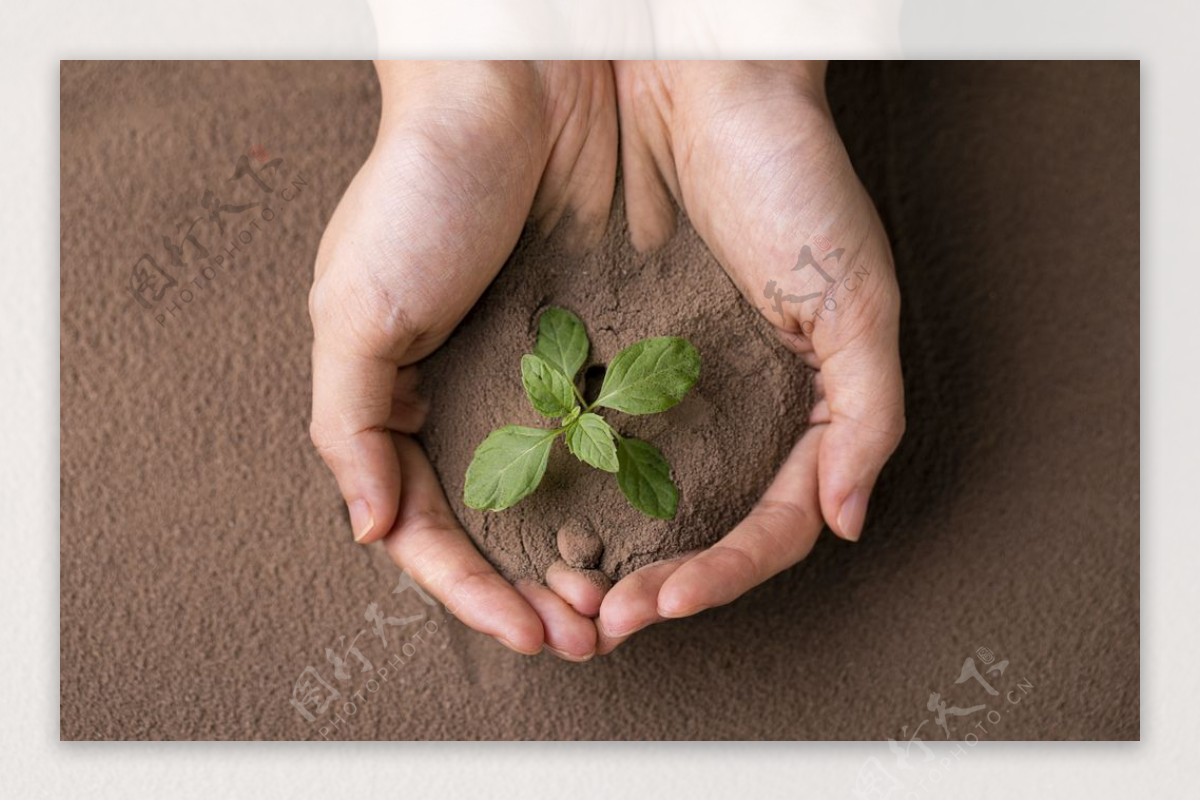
[531,61,619,251]
[545,560,610,618]
[808,397,831,426]
[814,298,905,542]
[309,279,414,544]
[807,370,831,424]
[384,436,544,656]
[310,344,402,544]
[657,430,824,619]
[385,366,429,433]
[515,581,598,662]
[596,555,692,655]
[613,62,679,252]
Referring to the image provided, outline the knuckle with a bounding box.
[311,272,418,359]
[308,418,343,464]
[356,273,418,354]
[746,499,819,560]
[446,569,494,614]
[755,498,813,538]
[710,541,762,585]
[390,512,457,570]
[307,417,327,447]
[404,508,462,542]
[880,396,907,453]
[307,279,333,326]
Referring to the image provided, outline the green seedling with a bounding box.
[463,306,700,520]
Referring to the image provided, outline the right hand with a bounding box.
[308,61,618,659]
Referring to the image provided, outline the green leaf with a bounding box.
[564,413,619,473]
[534,307,589,382]
[593,336,700,415]
[463,425,558,511]
[520,354,577,418]
[616,437,679,520]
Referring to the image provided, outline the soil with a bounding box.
[418,203,815,583]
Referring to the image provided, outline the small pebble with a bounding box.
[557,525,604,569]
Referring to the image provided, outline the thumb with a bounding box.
[811,283,905,541]
[308,277,417,545]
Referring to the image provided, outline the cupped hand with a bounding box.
[308,61,618,659]
[596,61,905,653]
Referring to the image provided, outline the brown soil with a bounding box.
[418,205,815,583]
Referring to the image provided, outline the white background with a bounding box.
[1,0,1192,797]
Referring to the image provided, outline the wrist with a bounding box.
[648,60,829,135]
[372,60,550,143]
[713,60,828,105]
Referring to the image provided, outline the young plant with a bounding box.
[463,307,700,520]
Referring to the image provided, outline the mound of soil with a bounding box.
[419,207,815,583]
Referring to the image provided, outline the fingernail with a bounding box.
[497,636,542,656]
[546,646,595,663]
[837,489,869,542]
[349,499,374,543]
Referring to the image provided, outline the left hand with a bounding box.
[309,61,619,660]
[592,61,906,653]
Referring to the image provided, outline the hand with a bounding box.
[596,61,905,653]
[308,61,618,659]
